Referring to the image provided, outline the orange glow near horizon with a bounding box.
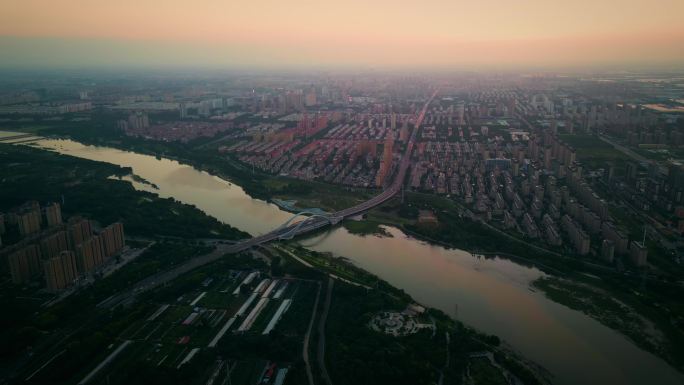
[1,0,683,69]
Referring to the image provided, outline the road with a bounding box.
[98,89,438,308]
[317,278,334,385]
[303,282,322,385]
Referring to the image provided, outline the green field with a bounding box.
[559,134,630,166]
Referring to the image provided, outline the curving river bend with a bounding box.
[19,136,684,385]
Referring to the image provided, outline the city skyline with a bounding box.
[1,0,684,70]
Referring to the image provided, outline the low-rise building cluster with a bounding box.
[406,91,652,266]
[220,117,408,188]
[119,112,235,143]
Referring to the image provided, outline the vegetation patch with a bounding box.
[343,220,392,237]
[533,276,675,367]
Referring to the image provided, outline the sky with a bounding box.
[1,0,683,70]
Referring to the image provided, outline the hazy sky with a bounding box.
[1,0,683,70]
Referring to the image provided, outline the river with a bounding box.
[16,136,684,385]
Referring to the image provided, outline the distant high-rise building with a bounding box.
[629,241,648,267]
[44,202,62,227]
[179,102,188,119]
[602,222,629,255]
[375,137,394,187]
[543,147,553,171]
[601,239,615,263]
[68,217,93,247]
[100,222,125,258]
[39,231,70,259]
[561,215,590,255]
[44,251,78,291]
[8,244,42,284]
[456,103,465,125]
[314,113,328,133]
[76,235,106,273]
[382,137,394,166]
[17,201,41,236]
[511,160,520,176]
[127,112,149,130]
[399,126,409,142]
[304,88,317,107]
[506,98,517,117]
[198,101,212,117]
[286,90,304,111]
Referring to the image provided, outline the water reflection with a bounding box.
[30,139,292,235]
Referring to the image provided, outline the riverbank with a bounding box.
[345,205,684,373]
[273,244,548,385]
[25,125,372,212]
[0,143,247,240]
[278,180,684,374]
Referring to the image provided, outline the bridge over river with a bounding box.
[221,88,437,251]
[98,89,438,308]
